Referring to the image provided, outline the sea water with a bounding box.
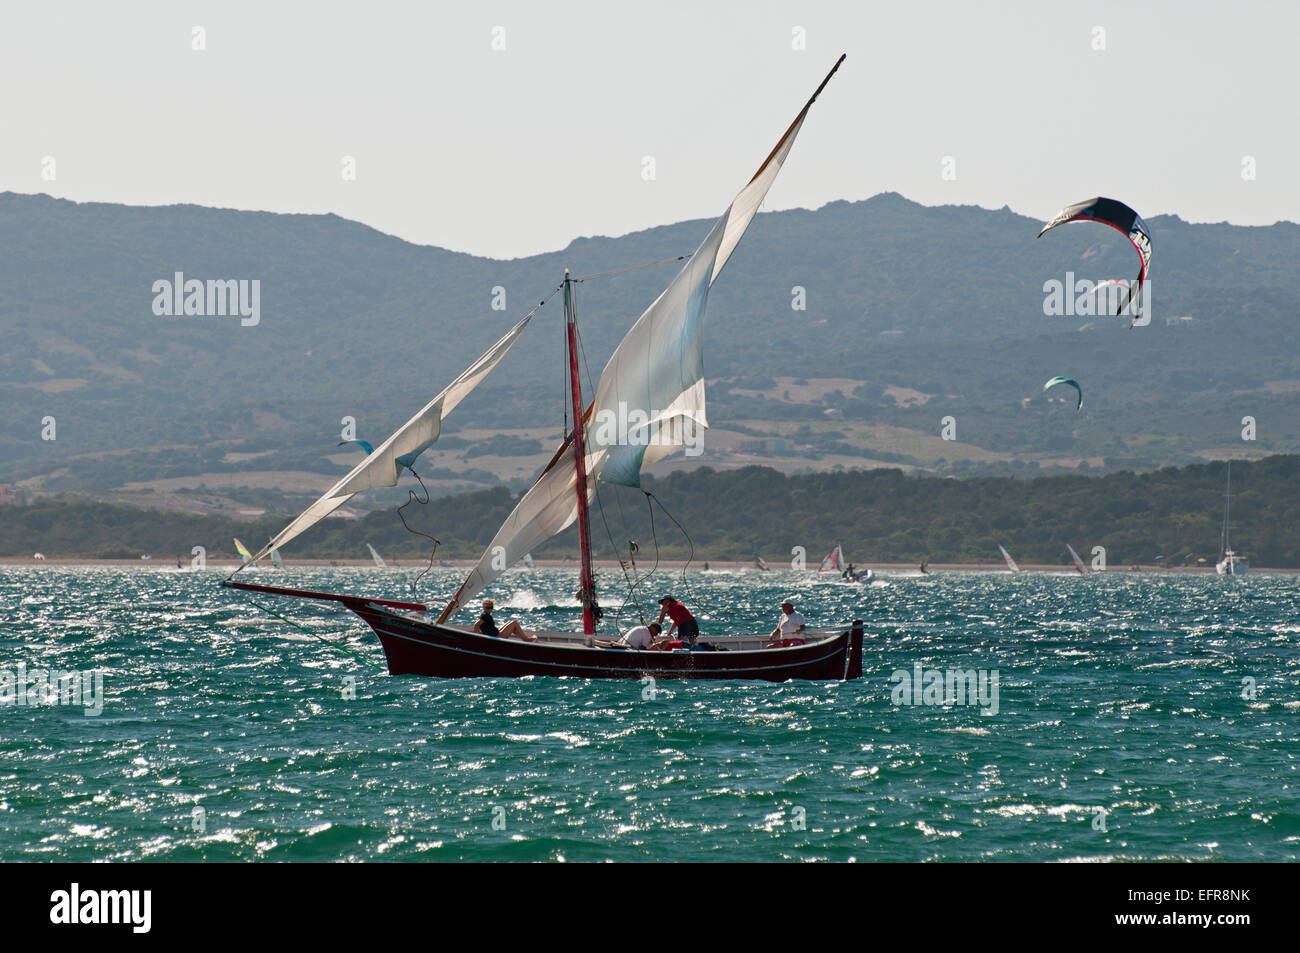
[1,566,1296,861]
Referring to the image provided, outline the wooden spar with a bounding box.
[747,53,845,185]
[565,271,597,634]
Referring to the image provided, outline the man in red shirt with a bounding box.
[656,596,700,647]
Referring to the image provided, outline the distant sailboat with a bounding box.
[1216,463,1249,575]
[821,544,873,583]
[367,543,387,569]
[751,544,771,572]
[233,538,257,568]
[1065,543,1088,575]
[270,549,285,570]
[818,544,846,573]
[522,553,535,570]
[998,544,1020,573]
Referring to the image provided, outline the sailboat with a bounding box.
[224,57,863,681]
[1065,543,1088,575]
[366,543,387,569]
[819,544,845,573]
[233,538,257,569]
[750,544,771,572]
[998,544,1020,573]
[1215,462,1248,575]
[270,548,285,570]
[821,544,873,583]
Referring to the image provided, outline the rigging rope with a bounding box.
[243,597,380,669]
[646,490,696,583]
[571,254,691,284]
[397,469,440,595]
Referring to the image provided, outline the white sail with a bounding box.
[270,548,285,569]
[998,544,1020,573]
[819,544,845,573]
[367,543,387,568]
[441,62,840,619]
[244,312,534,567]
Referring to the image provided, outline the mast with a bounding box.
[1222,462,1232,555]
[565,271,597,634]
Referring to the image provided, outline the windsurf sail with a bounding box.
[752,544,771,571]
[269,548,285,570]
[366,543,387,569]
[1038,196,1152,321]
[233,538,257,567]
[522,552,535,569]
[1043,376,1083,412]
[1066,543,1088,575]
[439,56,844,619]
[819,544,846,573]
[998,544,1020,573]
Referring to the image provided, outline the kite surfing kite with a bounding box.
[1037,197,1152,322]
[1043,376,1083,412]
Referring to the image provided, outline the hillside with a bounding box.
[3,191,1299,513]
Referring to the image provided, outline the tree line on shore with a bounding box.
[3,455,1296,568]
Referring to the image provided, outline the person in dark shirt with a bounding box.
[472,598,537,642]
[656,596,700,646]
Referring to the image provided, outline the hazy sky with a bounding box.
[3,0,1296,258]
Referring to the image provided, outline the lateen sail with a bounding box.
[819,544,846,573]
[240,312,535,568]
[998,544,1020,573]
[441,57,844,618]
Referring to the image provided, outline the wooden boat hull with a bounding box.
[222,580,863,681]
[356,604,863,682]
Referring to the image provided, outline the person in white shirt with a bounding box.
[768,599,807,647]
[594,622,661,650]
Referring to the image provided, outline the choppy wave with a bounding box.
[0,565,1297,861]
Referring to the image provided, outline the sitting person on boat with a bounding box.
[767,598,807,647]
[473,598,537,642]
[656,596,699,647]
[594,622,661,650]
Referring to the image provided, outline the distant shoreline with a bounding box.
[2,557,1294,574]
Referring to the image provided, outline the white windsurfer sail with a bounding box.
[1066,543,1088,575]
[819,544,846,573]
[367,543,387,569]
[237,311,536,570]
[270,548,285,570]
[998,544,1020,573]
[440,56,845,620]
[1215,462,1248,575]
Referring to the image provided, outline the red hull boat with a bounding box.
[222,60,853,683]
[224,581,864,682]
